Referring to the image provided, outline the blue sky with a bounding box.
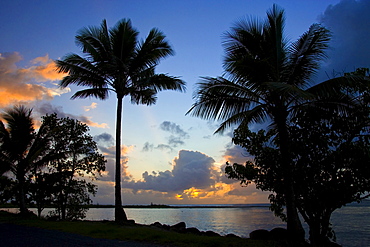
[1,0,369,205]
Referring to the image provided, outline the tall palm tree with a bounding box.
[187,5,338,241]
[0,106,53,215]
[56,19,186,222]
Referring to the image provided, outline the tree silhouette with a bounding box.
[0,106,54,215]
[56,19,186,222]
[187,5,361,241]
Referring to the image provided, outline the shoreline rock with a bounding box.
[149,221,229,238]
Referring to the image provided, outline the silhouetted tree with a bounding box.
[226,70,370,245]
[56,19,186,222]
[0,176,15,204]
[0,106,55,215]
[188,5,363,241]
[30,115,106,220]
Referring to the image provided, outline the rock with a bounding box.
[150,222,163,228]
[170,222,186,232]
[225,233,240,238]
[185,227,201,235]
[171,222,186,229]
[269,227,288,240]
[250,229,270,240]
[203,230,221,237]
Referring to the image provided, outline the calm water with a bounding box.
[2,201,369,247]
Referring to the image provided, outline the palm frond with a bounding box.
[134,28,174,70]
[56,54,108,89]
[71,88,110,100]
[139,73,186,93]
[287,24,331,86]
[75,19,112,63]
[129,88,157,105]
[110,19,138,63]
[187,77,264,121]
[215,104,268,134]
[264,3,287,78]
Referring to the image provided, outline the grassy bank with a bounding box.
[0,210,282,247]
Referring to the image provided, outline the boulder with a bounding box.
[249,229,270,240]
[225,233,240,238]
[185,227,201,235]
[170,222,186,232]
[150,222,163,228]
[269,227,288,240]
[202,230,221,237]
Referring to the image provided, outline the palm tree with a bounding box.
[187,5,337,241]
[56,19,186,222]
[0,106,53,215]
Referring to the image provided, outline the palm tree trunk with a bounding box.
[274,111,305,242]
[18,173,28,215]
[16,166,28,216]
[115,96,128,223]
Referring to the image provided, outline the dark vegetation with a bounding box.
[188,4,370,247]
[0,106,106,220]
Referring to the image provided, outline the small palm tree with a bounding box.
[0,106,53,215]
[56,19,186,222]
[187,5,345,241]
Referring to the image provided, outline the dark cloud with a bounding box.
[168,136,185,147]
[156,144,173,152]
[35,102,108,128]
[94,133,114,143]
[317,0,370,82]
[142,142,154,152]
[122,150,218,192]
[160,121,189,138]
[223,144,249,164]
[142,121,190,152]
[142,142,173,152]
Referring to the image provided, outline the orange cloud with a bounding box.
[84,102,98,112]
[0,52,69,107]
[83,117,109,129]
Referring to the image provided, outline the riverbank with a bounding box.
[0,210,281,247]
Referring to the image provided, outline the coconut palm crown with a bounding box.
[186,4,340,241]
[56,19,186,222]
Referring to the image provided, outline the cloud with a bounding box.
[84,102,98,112]
[36,102,108,129]
[94,148,270,204]
[0,52,69,107]
[142,121,190,152]
[317,0,370,81]
[94,132,115,146]
[160,121,189,138]
[222,143,250,165]
[168,136,185,147]
[95,133,135,183]
[123,150,217,192]
[142,142,173,152]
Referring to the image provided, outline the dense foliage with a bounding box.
[225,69,370,245]
[0,106,106,220]
[187,4,353,242]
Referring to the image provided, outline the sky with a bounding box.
[1,0,369,205]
